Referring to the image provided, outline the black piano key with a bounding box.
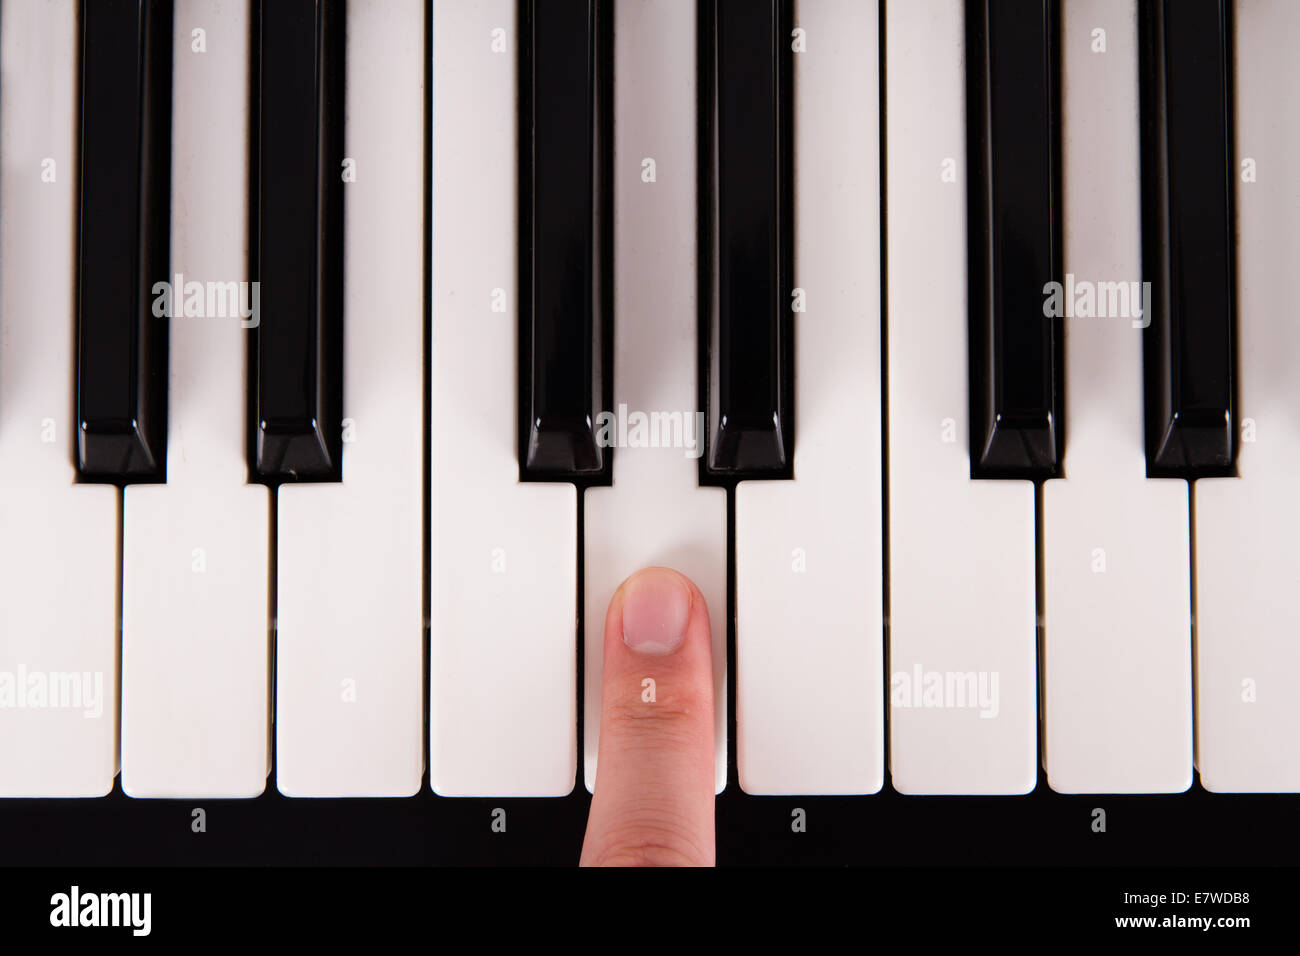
[700,0,793,477]
[518,0,612,479]
[76,0,173,481]
[965,0,1063,479]
[253,0,345,481]
[1139,0,1236,477]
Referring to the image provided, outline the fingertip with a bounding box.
[582,566,717,867]
[615,566,693,656]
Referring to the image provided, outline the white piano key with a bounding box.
[0,0,120,799]
[1194,0,1300,793]
[430,0,578,797]
[119,0,271,799]
[884,0,1038,795]
[275,0,425,798]
[1040,0,1192,794]
[584,0,727,795]
[734,0,883,796]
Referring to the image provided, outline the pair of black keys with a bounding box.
[74,0,1234,489]
[521,0,794,482]
[79,0,342,483]
[971,0,1235,480]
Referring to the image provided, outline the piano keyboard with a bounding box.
[3,0,1299,866]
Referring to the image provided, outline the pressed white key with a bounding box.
[584,0,727,795]
[431,0,578,797]
[1194,0,1300,793]
[1041,0,1192,794]
[735,0,883,796]
[0,0,120,799]
[275,0,425,798]
[885,0,1037,795]
[119,0,271,799]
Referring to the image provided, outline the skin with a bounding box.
[580,567,716,867]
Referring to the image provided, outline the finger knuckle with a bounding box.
[585,820,711,867]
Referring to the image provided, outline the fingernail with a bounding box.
[621,569,691,656]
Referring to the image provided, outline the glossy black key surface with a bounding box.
[77,0,173,480]
[253,0,345,481]
[966,0,1062,479]
[1139,0,1236,477]
[518,0,611,479]
[700,0,793,477]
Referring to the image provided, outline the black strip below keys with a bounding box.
[700,0,793,478]
[252,0,345,482]
[966,0,1063,480]
[518,0,612,480]
[76,0,173,481]
[1139,0,1236,478]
